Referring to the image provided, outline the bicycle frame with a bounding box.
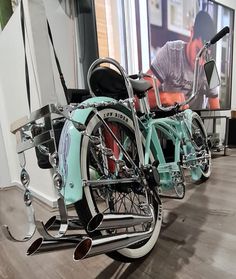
[57,98,206,204]
[142,110,205,184]
[86,57,205,190]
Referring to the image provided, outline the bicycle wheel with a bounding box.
[191,112,212,181]
[74,106,162,262]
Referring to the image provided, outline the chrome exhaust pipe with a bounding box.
[74,228,153,261]
[87,212,153,232]
[27,236,92,256]
[27,228,153,259]
[45,216,83,231]
[28,211,154,258]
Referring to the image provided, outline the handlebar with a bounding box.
[210,26,230,45]
[153,26,230,112]
[87,26,230,113]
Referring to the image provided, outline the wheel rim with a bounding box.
[87,120,152,232]
[80,109,162,258]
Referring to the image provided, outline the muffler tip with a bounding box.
[87,213,103,232]
[73,237,92,261]
[27,237,43,256]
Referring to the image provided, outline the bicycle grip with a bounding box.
[210,26,230,45]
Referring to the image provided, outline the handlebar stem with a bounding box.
[181,42,210,106]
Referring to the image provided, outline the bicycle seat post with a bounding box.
[87,58,145,168]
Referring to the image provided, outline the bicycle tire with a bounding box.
[74,106,162,262]
[191,112,212,181]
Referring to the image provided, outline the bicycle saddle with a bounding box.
[129,77,152,94]
[90,66,152,99]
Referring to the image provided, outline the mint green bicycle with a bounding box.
[2,27,229,262]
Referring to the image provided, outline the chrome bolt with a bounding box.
[20,168,30,187]
[53,172,63,190]
[49,152,59,168]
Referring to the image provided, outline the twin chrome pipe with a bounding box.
[26,210,156,260]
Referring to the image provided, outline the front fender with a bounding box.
[183,109,207,181]
[58,96,116,205]
[183,109,207,138]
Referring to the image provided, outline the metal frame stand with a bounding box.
[201,115,229,156]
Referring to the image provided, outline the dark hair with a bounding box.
[192,11,216,42]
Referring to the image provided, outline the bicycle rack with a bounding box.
[1,104,71,241]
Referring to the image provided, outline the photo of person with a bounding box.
[145,0,233,111]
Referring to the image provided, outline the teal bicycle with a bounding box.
[2,27,229,262]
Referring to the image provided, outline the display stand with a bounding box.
[227,118,236,147]
[201,115,229,156]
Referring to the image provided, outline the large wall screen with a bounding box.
[147,0,234,111]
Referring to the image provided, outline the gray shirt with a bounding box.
[150,40,218,110]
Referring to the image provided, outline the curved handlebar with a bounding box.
[139,73,176,112]
[210,26,230,45]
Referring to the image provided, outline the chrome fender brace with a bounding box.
[1,104,70,242]
[2,153,36,242]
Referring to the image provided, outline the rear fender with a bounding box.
[58,97,115,205]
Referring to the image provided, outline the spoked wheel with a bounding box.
[191,112,212,181]
[75,107,162,262]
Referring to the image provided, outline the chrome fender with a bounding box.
[58,97,116,205]
[183,109,207,138]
